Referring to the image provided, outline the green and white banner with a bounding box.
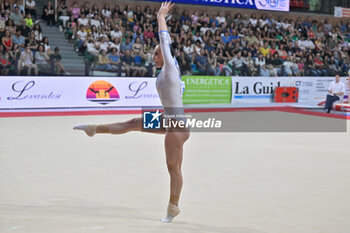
[182,76,232,104]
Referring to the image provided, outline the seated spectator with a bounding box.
[314,53,327,76]
[121,49,133,76]
[69,1,80,20]
[254,53,265,73]
[101,3,112,19]
[0,13,6,34]
[283,57,298,76]
[191,10,200,27]
[271,52,284,76]
[57,0,69,29]
[90,14,101,30]
[42,36,51,54]
[109,37,121,53]
[33,23,42,42]
[10,6,23,27]
[6,19,17,35]
[260,64,270,77]
[13,0,24,14]
[120,36,134,53]
[2,30,13,51]
[124,4,133,24]
[24,13,34,29]
[232,52,249,76]
[204,40,215,54]
[208,50,221,76]
[195,49,211,75]
[101,16,112,31]
[84,37,99,56]
[25,0,36,19]
[246,52,257,76]
[42,1,55,27]
[75,25,88,52]
[26,31,38,51]
[134,5,144,26]
[143,25,155,41]
[245,30,258,46]
[110,25,123,40]
[109,47,121,73]
[259,42,270,57]
[95,49,112,71]
[91,4,100,17]
[209,22,217,34]
[12,28,25,50]
[78,12,89,27]
[51,47,69,75]
[298,37,315,50]
[18,18,30,37]
[65,15,76,39]
[132,50,147,76]
[19,44,38,75]
[304,54,317,76]
[0,44,10,75]
[216,11,226,26]
[176,49,192,76]
[183,39,194,58]
[133,37,142,52]
[35,44,51,74]
[81,2,91,17]
[269,43,277,56]
[327,56,340,76]
[278,44,288,60]
[2,0,12,14]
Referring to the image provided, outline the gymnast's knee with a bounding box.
[126,117,141,130]
[177,130,190,143]
[166,162,182,175]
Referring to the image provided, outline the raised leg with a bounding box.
[73,117,166,136]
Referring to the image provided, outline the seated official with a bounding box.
[325,74,345,113]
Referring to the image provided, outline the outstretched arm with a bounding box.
[157,1,175,67]
[157,2,174,32]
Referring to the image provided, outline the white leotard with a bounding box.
[156,30,185,109]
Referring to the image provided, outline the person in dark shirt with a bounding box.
[304,54,317,76]
[121,49,133,76]
[51,47,69,75]
[42,1,55,26]
[195,48,211,75]
[272,52,284,76]
[176,50,192,75]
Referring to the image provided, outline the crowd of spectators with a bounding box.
[0,0,69,76]
[56,1,350,77]
[2,1,350,77]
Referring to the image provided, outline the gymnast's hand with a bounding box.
[157,1,175,18]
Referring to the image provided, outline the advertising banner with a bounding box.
[146,0,290,12]
[0,77,161,110]
[334,7,350,18]
[232,77,291,103]
[232,76,349,105]
[182,76,232,104]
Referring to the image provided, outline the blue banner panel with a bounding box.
[146,0,290,12]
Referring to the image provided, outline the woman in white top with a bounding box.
[19,44,38,75]
[250,13,258,27]
[74,2,189,223]
[101,4,111,18]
